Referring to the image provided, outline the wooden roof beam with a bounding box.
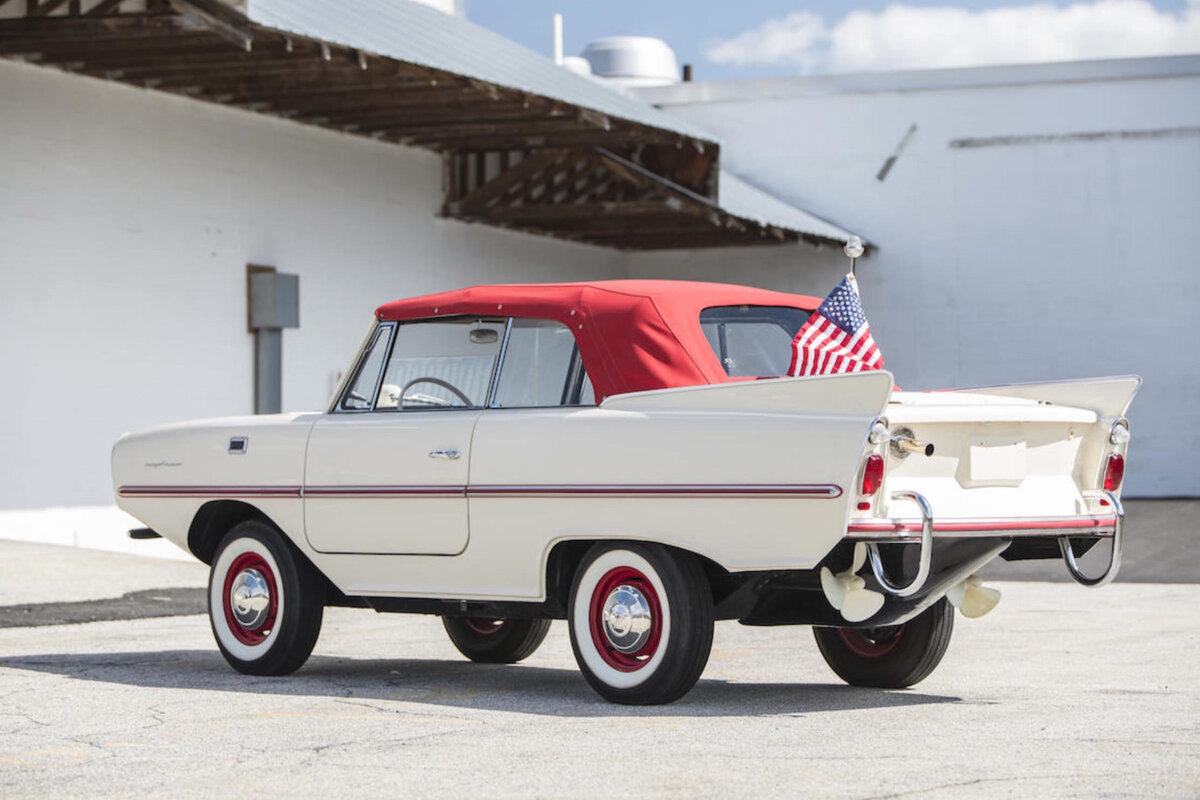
[10,39,250,64]
[86,0,138,15]
[287,102,556,128]
[448,148,569,216]
[472,201,690,224]
[137,63,422,92]
[222,85,498,114]
[28,0,77,17]
[407,127,688,151]
[0,13,175,37]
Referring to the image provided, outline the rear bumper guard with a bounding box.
[847,489,1124,595]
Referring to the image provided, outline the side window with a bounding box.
[493,319,589,407]
[376,318,504,409]
[340,324,393,410]
[700,305,809,377]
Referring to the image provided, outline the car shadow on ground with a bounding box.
[0,650,963,717]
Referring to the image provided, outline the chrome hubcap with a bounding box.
[229,568,271,629]
[601,584,653,653]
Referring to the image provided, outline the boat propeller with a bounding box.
[820,543,886,623]
[946,574,1001,618]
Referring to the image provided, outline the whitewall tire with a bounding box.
[208,521,324,676]
[568,542,713,705]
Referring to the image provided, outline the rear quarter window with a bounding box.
[700,305,810,377]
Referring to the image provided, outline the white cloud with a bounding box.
[706,11,830,73]
[705,0,1200,74]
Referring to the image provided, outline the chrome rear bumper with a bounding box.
[844,489,1124,595]
[846,514,1118,542]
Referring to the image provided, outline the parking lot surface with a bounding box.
[1,542,1198,798]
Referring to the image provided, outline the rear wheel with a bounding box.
[813,598,954,688]
[442,616,551,664]
[568,543,713,705]
[208,521,324,676]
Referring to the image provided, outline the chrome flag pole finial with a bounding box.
[844,236,864,276]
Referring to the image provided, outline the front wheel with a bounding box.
[442,616,551,664]
[568,543,713,705]
[208,521,325,676]
[813,597,954,688]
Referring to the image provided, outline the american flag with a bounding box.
[788,274,884,376]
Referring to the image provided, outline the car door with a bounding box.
[304,317,504,555]
[467,318,599,585]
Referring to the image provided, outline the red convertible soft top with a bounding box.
[376,280,820,402]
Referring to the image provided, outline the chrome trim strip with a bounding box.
[467,483,843,498]
[305,485,465,497]
[118,485,303,498]
[119,483,843,499]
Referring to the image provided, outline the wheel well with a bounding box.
[544,539,735,611]
[187,500,271,565]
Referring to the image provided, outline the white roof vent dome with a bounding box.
[561,56,594,78]
[581,36,679,90]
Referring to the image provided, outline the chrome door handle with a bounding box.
[428,449,461,460]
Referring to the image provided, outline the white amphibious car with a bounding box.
[113,281,1137,705]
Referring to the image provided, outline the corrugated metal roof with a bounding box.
[719,170,859,245]
[245,0,718,146]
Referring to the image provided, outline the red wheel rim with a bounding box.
[462,617,506,635]
[221,551,279,646]
[588,566,663,672]
[836,625,905,658]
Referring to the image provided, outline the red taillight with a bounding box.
[1103,453,1125,492]
[860,454,884,496]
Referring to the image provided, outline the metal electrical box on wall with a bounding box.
[246,265,300,415]
[248,270,300,331]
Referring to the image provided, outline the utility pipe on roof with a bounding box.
[552,13,563,66]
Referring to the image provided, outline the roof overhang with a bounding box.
[0,0,861,251]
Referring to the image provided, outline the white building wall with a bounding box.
[631,59,1200,496]
[0,60,625,510]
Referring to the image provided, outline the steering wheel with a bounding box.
[400,377,473,408]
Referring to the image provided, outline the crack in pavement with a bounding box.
[0,709,50,736]
[333,697,490,728]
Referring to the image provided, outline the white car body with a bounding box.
[113,371,1136,607]
[110,280,1137,702]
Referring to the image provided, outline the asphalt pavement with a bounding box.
[979,499,1199,583]
[1,527,1198,798]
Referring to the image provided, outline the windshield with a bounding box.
[700,305,809,377]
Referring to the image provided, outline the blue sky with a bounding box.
[462,0,1199,80]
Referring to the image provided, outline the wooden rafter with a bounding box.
[441,144,809,250]
[27,0,73,16]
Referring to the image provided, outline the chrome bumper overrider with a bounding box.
[845,489,1125,595]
